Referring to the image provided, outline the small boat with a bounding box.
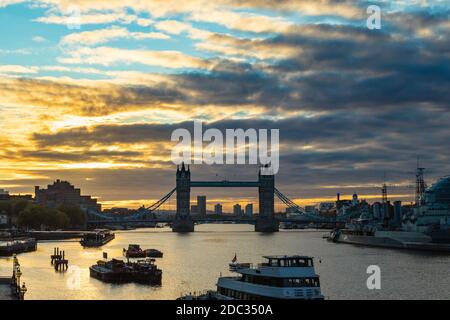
[80,230,115,247]
[90,258,162,285]
[123,244,163,258]
[146,248,163,258]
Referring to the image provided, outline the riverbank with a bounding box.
[26,230,86,241]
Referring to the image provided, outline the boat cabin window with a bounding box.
[240,274,320,287]
[285,277,320,287]
[267,258,313,267]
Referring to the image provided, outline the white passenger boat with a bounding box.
[217,255,324,300]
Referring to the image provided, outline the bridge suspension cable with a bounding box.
[146,187,176,211]
[274,187,304,213]
[87,188,177,221]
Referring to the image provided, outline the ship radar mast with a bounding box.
[415,156,426,207]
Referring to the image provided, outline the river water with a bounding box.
[1,224,449,300]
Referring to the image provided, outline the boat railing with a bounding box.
[178,289,217,299]
[229,262,253,271]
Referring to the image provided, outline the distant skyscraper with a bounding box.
[233,204,242,216]
[393,201,402,226]
[191,205,198,214]
[214,203,222,215]
[197,195,206,216]
[372,202,381,220]
[245,203,253,217]
[352,193,358,206]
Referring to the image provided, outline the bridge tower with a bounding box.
[173,162,194,232]
[255,166,279,232]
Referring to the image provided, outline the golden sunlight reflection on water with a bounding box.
[1,224,450,300]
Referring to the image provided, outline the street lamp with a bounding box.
[12,254,17,272]
[11,255,18,286]
[19,283,27,300]
[16,267,22,293]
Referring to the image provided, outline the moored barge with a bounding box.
[0,238,37,256]
[123,244,163,258]
[80,230,115,247]
[90,258,162,284]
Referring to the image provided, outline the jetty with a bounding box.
[51,247,69,271]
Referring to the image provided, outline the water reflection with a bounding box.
[1,224,449,300]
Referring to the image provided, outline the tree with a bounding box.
[12,199,29,216]
[0,200,12,216]
[58,204,86,227]
[47,209,70,229]
[18,205,44,229]
[0,199,32,225]
[18,204,70,230]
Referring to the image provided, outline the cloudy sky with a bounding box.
[0,0,449,211]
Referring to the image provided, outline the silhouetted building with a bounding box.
[383,201,394,225]
[352,193,358,206]
[305,205,317,214]
[233,204,242,216]
[191,205,198,214]
[372,202,381,220]
[35,179,101,212]
[197,196,206,216]
[103,207,132,216]
[214,203,222,215]
[319,202,336,217]
[0,213,8,227]
[245,204,253,217]
[0,189,9,201]
[10,194,33,201]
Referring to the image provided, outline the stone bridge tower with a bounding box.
[173,162,194,232]
[256,165,279,232]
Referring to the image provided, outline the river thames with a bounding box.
[1,224,449,300]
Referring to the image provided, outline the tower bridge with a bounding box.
[174,162,277,232]
[86,164,346,232]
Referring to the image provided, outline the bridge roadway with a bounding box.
[190,181,260,187]
[87,216,339,225]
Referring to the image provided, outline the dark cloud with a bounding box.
[4,16,449,116]
[19,150,144,162]
[28,105,450,203]
[3,3,450,205]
